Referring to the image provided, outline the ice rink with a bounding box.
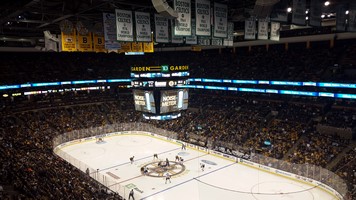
[57,134,339,200]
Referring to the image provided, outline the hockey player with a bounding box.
[165,158,170,167]
[153,153,158,159]
[200,163,205,172]
[175,155,180,162]
[130,156,134,164]
[165,172,171,184]
[128,189,135,200]
[181,143,186,150]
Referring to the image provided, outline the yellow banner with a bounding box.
[61,30,77,52]
[121,42,132,52]
[131,42,143,52]
[93,34,106,53]
[191,45,202,52]
[77,32,93,52]
[143,42,154,53]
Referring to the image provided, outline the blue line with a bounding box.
[140,162,236,200]
[97,147,180,172]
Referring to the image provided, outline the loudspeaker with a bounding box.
[152,0,178,18]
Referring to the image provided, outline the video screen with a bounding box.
[160,89,188,114]
[133,90,156,114]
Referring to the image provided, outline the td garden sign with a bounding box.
[131,65,189,73]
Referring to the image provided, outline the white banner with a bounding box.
[135,11,151,42]
[186,19,197,44]
[198,37,210,45]
[270,22,280,41]
[103,13,121,49]
[258,19,268,40]
[223,22,234,46]
[171,20,184,43]
[309,0,322,26]
[154,14,169,43]
[174,0,192,36]
[195,0,211,36]
[115,9,134,42]
[349,2,356,32]
[213,3,228,38]
[244,18,256,40]
[211,38,223,46]
[292,0,306,25]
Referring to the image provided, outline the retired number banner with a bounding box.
[195,0,211,36]
[154,14,169,43]
[103,13,121,50]
[115,9,134,42]
[223,22,234,47]
[213,3,228,38]
[77,32,93,52]
[135,12,151,42]
[174,0,191,36]
[61,30,77,52]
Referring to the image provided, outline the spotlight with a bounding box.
[305,10,309,14]
[345,10,349,15]
[324,1,330,6]
[321,14,325,18]
[306,16,309,20]
[287,7,292,13]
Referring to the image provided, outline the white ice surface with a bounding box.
[59,134,338,200]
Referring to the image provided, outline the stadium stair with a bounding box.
[326,141,356,171]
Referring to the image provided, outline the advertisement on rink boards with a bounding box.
[174,0,192,36]
[115,9,134,42]
[154,14,169,43]
[103,13,121,50]
[195,0,211,36]
[135,11,151,42]
[213,2,228,38]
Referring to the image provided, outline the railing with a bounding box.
[53,122,348,200]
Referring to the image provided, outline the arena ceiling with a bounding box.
[0,0,350,43]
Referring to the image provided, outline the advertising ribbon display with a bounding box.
[174,0,192,36]
[195,0,211,36]
[135,11,151,42]
[115,9,134,42]
[213,3,228,38]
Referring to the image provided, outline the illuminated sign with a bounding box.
[130,65,189,73]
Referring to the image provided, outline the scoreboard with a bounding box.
[131,65,189,119]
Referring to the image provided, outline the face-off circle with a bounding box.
[141,161,186,177]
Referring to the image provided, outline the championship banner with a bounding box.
[103,13,121,50]
[198,37,210,45]
[135,11,151,42]
[143,42,154,52]
[213,3,228,38]
[77,32,93,52]
[61,30,77,52]
[270,0,288,22]
[258,19,268,40]
[223,22,234,46]
[154,14,169,43]
[115,9,134,42]
[93,34,106,53]
[349,2,356,32]
[121,42,132,52]
[195,0,211,36]
[270,22,280,41]
[211,38,223,46]
[336,4,348,31]
[174,0,192,36]
[131,42,143,52]
[244,17,256,40]
[309,0,322,26]
[292,0,306,25]
[186,19,197,44]
[171,20,184,43]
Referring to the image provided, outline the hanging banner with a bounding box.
[174,0,192,36]
[213,3,228,38]
[198,37,210,45]
[93,34,106,53]
[211,38,223,46]
[61,30,77,52]
[270,22,280,41]
[258,19,268,40]
[115,9,134,41]
[309,0,322,26]
[292,0,306,25]
[336,4,348,32]
[186,19,197,44]
[121,42,132,52]
[77,32,93,52]
[143,42,154,52]
[131,42,143,52]
[349,2,356,32]
[244,17,256,40]
[135,11,151,42]
[154,14,169,43]
[270,0,288,22]
[171,20,184,43]
[223,22,234,46]
[195,0,211,36]
[103,13,121,50]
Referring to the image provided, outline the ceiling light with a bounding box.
[305,10,309,14]
[306,16,309,20]
[321,14,325,18]
[324,1,330,6]
[345,10,349,15]
[287,7,292,13]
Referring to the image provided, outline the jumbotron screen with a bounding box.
[160,89,189,114]
[133,90,156,114]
